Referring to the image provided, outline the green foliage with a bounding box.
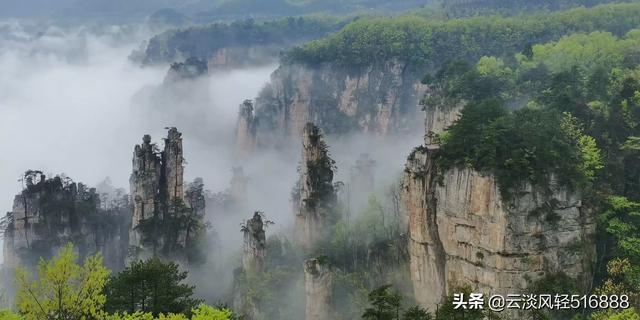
[104,257,201,316]
[136,195,208,264]
[439,100,594,196]
[402,306,432,320]
[361,285,433,320]
[102,304,234,320]
[191,304,233,320]
[234,265,301,319]
[142,16,348,65]
[362,285,402,320]
[428,29,640,196]
[287,3,640,67]
[437,0,630,18]
[590,308,640,320]
[600,196,640,262]
[15,243,110,320]
[0,310,22,320]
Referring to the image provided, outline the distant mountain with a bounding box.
[0,0,198,23]
[0,0,430,23]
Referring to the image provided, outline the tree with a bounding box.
[191,304,233,320]
[104,257,201,316]
[15,243,110,320]
[0,310,22,320]
[362,285,402,320]
[403,306,432,320]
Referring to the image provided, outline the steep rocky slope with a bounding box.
[2,171,130,271]
[235,61,428,153]
[402,103,597,310]
[292,123,338,248]
[129,127,206,264]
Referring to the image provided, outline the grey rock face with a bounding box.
[236,61,429,151]
[293,123,337,248]
[129,127,201,263]
[242,212,267,273]
[402,102,597,312]
[304,258,333,320]
[3,172,129,271]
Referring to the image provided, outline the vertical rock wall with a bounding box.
[2,172,129,271]
[235,100,256,160]
[236,62,429,151]
[403,101,597,311]
[293,123,337,248]
[129,134,162,250]
[242,212,266,273]
[162,127,185,203]
[129,127,203,262]
[304,258,333,320]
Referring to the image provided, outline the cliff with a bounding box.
[304,258,333,320]
[402,106,597,311]
[2,171,130,271]
[236,61,429,150]
[242,212,267,273]
[292,123,337,248]
[129,128,206,263]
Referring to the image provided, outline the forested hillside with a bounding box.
[3,0,640,319]
[287,2,640,68]
[138,16,349,65]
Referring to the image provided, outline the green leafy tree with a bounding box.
[362,285,402,320]
[104,257,201,316]
[191,304,233,320]
[403,306,432,320]
[0,309,22,320]
[590,308,640,320]
[15,243,110,320]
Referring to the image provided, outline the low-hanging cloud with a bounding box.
[0,21,278,264]
[0,19,425,307]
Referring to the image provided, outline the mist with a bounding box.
[0,21,278,263]
[0,19,423,308]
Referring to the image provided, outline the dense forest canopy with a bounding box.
[286,3,640,68]
[139,16,350,65]
[421,28,640,318]
[428,29,640,198]
[5,0,640,319]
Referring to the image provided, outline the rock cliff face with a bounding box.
[129,134,162,252]
[304,258,333,320]
[164,57,208,83]
[242,212,267,273]
[237,61,429,150]
[293,123,337,248]
[2,171,129,271]
[235,100,256,160]
[129,127,203,262]
[402,105,597,311]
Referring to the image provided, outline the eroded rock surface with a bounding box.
[129,127,205,263]
[242,212,267,273]
[304,258,333,320]
[403,103,596,311]
[3,171,129,271]
[292,123,337,248]
[236,61,429,151]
